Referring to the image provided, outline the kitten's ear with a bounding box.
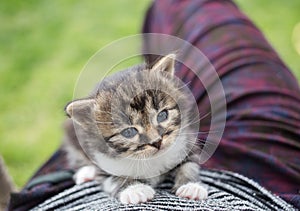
[152,54,176,75]
[65,98,96,127]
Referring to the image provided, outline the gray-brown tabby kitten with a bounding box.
[63,54,208,204]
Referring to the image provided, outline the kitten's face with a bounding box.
[96,89,181,158]
[66,54,196,162]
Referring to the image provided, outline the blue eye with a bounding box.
[157,110,168,123]
[121,127,138,138]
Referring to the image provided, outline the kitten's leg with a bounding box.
[74,167,155,204]
[73,165,97,185]
[102,177,155,204]
[174,162,208,200]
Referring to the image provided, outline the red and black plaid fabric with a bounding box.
[143,0,300,208]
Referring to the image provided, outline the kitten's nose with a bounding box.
[150,139,162,150]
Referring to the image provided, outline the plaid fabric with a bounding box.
[143,0,300,209]
[8,0,300,210]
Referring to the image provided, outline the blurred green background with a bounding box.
[0,0,299,188]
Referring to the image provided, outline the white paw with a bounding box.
[73,165,97,185]
[119,184,155,204]
[176,182,208,200]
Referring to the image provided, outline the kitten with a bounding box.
[63,54,208,204]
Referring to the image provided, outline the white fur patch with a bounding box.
[93,134,193,179]
[176,182,208,200]
[119,183,155,204]
[73,165,97,185]
[102,177,118,194]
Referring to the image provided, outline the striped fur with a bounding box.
[63,54,204,203]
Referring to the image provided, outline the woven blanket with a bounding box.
[31,169,295,211]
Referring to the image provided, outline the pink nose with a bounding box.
[150,139,162,149]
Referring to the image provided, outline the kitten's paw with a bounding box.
[176,182,208,200]
[73,165,97,185]
[119,184,155,204]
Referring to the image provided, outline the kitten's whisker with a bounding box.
[138,155,145,176]
[199,148,212,158]
[198,142,219,149]
[171,121,196,134]
[178,132,208,135]
[128,158,139,178]
[141,155,151,178]
[175,112,211,132]
[176,110,210,132]
[119,175,130,190]
[184,138,212,150]
[187,113,202,125]
[181,147,191,158]
[97,110,113,115]
[139,156,146,176]
[105,109,130,124]
[183,138,218,150]
[123,153,138,160]
[201,129,222,134]
[176,81,192,91]
[176,111,209,130]
[139,155,151,179]
[195,137,217,144]
[199,111,211,121]
[95,121,113,124]
[125,153,147,178]
[118,110,129,121]
[183,113,205,127]
[178,129,221,135]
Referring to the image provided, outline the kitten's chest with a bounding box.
[93,136,188,179]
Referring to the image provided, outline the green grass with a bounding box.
[0,0,299,188]
[0,0,151,188]
[235,0,300,79]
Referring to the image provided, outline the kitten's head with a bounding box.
[66,54,198,162]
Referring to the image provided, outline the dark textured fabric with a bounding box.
[8,150,74,211]
[31,170,296,211]
[142,0,300,209]
[25,170,74,190]
[8,0,300,210]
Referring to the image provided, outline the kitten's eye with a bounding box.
[121,127,138,138]
[157,110,168,123]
